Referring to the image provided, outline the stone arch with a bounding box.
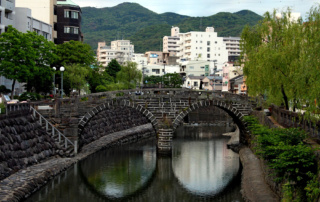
[78,99,158,143]
[172,99,249,143]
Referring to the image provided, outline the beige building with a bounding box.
[163,27,180,56]
[15,0,57,40]
[97,40,134,67]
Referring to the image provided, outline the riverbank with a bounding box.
[0,123,154,202]
[223,121,280,202]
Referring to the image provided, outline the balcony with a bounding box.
[4,0,14,12]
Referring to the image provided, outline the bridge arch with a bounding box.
[78,99,158,146]
[172,99,248,142]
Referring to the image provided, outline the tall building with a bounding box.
[15,8,53,41]
[55,0,82,44]
[178,27,228,64]
[97,40,134,67]
[223,37,241,62]
[15,0,57,41]
[0,0,15,34]
[163,27,180,56]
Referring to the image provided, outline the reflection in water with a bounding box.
[79,142,157,199]
[25,126,243,202]
[172,126,240,196]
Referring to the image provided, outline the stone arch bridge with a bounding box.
[37,89,254,154]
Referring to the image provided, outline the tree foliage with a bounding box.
[64,64,90,95]
[241,7,320,113]
[55,40,96,67]
[163,73,183,88]
[24,31,57,93]
[0,26,36,98]
[106,59,121,79]
[117,62,142,89]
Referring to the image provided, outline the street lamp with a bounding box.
[52,67,56,95]
[60,66,65,98]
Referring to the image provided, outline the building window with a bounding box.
[194,82,198,87]
[215,41,217,44]
[207,47,210,52]
[64,26,79,34]
[64,10,69,18]
[189,66,194,69]
[207,41,210,45]
[71,11,79,19]
[65,10,79,19]
[207,54,210,58]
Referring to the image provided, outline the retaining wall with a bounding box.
[0,113,58,181]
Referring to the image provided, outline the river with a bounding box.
[24,125,243,202]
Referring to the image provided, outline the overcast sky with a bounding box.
[75,0,319,19]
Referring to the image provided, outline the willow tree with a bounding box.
[241,9,307,111]
[117,62,142,89]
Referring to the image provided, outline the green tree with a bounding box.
[241,9,304,110]
[163,73,183,88]
[64,64,90,95]
[0,26,36,99]
[106,59,121,79]
[117,62,142,89]
[143,75,162,84]
[0,85,11,95]
[24,31,57,93]
[87,66,114,93]
[55,40,96,67]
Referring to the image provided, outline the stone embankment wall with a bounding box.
[0,113,58,181]
[80,106,152,147]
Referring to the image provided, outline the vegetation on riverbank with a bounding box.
[244,115,320,201]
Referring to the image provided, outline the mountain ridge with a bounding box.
[81,3,262,52]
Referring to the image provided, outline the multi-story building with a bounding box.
[223,37,241,62]
[180,60,210,77]
[15,0,57,42]
[163,27,180,56]
[177,27,229,69]
[15,8,52,41]
[0,0,15,34]
[55,0,82,44]
[97,40,134,67]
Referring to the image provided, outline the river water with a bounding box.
[25,125,243,202]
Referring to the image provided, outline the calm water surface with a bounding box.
[25,125,243,202]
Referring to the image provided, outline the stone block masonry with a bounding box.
[0,113,58,181]
[0,124,154,202]
[80,106,151,147]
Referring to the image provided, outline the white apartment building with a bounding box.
[15,0,57,41]
[97,40,134,67]
[163,27,180,56]
[15,8,52,41]
[178,27,229,68]
[180,60,210,77]
[0,0,15,34]
[223,37,241,62]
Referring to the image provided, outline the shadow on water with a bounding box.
[24,125,243,202]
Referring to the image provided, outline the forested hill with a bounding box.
[81,2,262,53]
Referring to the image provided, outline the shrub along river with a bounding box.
[25,125,243,202]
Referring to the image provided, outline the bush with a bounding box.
[19,92,41,101]
[95,85,107,92]
[0,103,5,114]
[244,115,318,200]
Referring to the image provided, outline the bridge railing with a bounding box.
[271,105,320,139]
[30,106,78,154]
[58,88,251,104]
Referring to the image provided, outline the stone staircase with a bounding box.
[30,107,78,157]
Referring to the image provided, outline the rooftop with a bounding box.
[57,0,79,7]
